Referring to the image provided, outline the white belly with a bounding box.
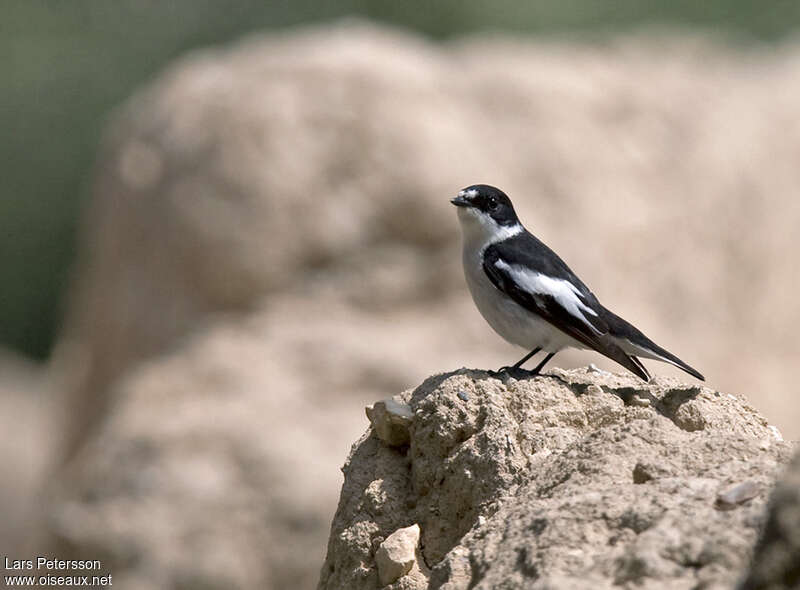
[463,247,584,353]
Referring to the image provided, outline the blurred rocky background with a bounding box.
[2,2,800,588]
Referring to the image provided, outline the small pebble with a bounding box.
[366,399,413,447]
[375,524,420,585]
[588,363,611,375]
[768,425,783,441]
[457,390,470,402]
[715,480,760,510]
[632,461,670,483]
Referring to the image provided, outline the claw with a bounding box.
[489,366,529,380]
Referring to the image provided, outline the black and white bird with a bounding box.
[451,184,704,382]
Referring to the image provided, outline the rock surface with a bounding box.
[739,448,800,590]
[376,524,422,586]
[318,368,792,590]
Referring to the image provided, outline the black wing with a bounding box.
[483,235,650,381]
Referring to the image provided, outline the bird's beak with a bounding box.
[450,195,470,208]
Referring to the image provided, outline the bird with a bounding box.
[451,184,704,382]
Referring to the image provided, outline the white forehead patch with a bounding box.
[458,188,478,199]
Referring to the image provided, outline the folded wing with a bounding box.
[482,243,650,381]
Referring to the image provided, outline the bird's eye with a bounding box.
[487,197,498,211]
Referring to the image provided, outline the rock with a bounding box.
[375,524,421,586]
[367,399,414,447]
[318,368,793,590]
[716,480,761,511]
[739,449,800,590]
[632,460,673,484]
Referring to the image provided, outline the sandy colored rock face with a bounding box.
[319,368,792,590]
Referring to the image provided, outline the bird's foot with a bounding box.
[489,366,531,380]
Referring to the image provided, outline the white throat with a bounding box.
[456,207,523,252]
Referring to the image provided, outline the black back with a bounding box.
[489,231,599,306]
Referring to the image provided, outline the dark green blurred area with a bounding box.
[2,0,798,360]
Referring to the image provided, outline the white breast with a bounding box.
[455,206,585,353]
[462,245,583,353]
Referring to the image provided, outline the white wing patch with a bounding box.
[494,259,602,333]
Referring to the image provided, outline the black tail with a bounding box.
[590,333,652,382]
[638,340,705,381]
[601,307,705,381]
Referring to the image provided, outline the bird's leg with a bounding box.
[530,352,556,375]
[512,347,542,369]
[495,347,541,374]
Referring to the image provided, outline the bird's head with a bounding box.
[451,184,521,244]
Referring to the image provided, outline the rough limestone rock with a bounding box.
[318,368,792,590]
[367,399,415,447]
[739,448,800,590]
[376,524,422,586]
